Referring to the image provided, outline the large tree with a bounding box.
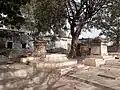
[0,0,30,29]
[65,0,115,58]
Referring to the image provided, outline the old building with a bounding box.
[0,29,34,58]
[76,37,108,57]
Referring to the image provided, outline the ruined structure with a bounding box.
[0,29,34,60]
[83,37,114,66]
[76,37,108,57]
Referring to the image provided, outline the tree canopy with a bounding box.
[33,0,67,36]
[0,0,30,29]
[93,0,120,44]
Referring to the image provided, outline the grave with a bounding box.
[21,40,47,64]
[84,37,114,67]
[20,41,77,73]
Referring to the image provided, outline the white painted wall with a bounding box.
[101,43,108,56]
[55,38,71,50]
[91,46,101,55]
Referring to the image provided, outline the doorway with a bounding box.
[7,42,13,49]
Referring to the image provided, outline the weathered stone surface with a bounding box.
[84,55,115,67]
[20,56,42,64]
[34,41,46,58]
[45,54,69,63]
[0,64,34,81]
[84,58,105,67]
[68,69,120,90]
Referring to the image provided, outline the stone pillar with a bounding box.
[100,42,108,56]
[34,41,46,59]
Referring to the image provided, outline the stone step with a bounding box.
[103,64,120,69]
[105,59,120,65]
[103,55,114,58]
[21,54,69,63]
[45,54,68,63]
[104,58,115,61]
[84,58,105,67]
[44,58,69,63]
[103,56,115,61]
[69,69,120,90]
[30,60,77,68]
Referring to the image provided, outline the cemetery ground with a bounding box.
[36,56,120,90]
[0,37,120,90]
[0,53,120,90]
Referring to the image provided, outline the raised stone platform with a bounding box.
[83,55,115,67]
[21,54,77,68]
[20,54,78,76]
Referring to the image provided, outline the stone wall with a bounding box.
[108,45,118,52]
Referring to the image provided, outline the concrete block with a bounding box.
[84,58,105,67]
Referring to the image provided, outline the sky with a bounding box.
[66,20,102,39]
[79,29,101,38]
[66,29,101,39]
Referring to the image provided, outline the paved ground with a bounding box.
[43,59,120,90]
[51,77,102,90]
[1,54,120,90]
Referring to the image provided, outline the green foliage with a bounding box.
[20,1,35,31]
[34,0,67,36]
[94,0,120,43]
[0,0,30,29]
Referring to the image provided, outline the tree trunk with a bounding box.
[116,34,120,52]
[68,19,83,58]
[68,24,80,58]
[69,36,78,58]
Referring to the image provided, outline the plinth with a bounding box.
[34,41,46,59]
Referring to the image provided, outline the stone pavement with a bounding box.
[63,59,120,90]
[0,54,120,90]
[37,58,120,90]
